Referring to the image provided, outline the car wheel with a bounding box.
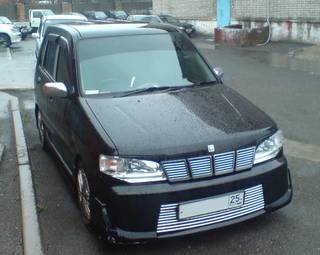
[37,111,48,151]
[77,167,92,225]
[0,34,11,48]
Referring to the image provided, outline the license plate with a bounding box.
[179,191,244,220]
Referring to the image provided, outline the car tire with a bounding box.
[37,111,48,151]
[76,166,93,226]
[0,34,11,48]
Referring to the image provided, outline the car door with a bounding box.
[50,37,75,172]
[35,34,59,137]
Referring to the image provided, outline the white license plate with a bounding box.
[179,191,244,220]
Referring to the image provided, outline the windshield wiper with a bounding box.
[117,86,185,97]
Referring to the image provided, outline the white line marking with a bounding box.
[6,47,12,60]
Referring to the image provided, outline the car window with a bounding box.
[43,40,58,77]
[33,11,43,18]
[77,33,216,95]
[151,17,161,23]
[141,16,151,22]
[0,17,11,24]
[56,46,71,87]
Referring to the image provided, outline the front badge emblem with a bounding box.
[208,144,215,153]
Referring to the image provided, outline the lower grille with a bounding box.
[157,185,264,234]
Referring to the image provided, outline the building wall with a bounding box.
[153,0,216,20]
[232,0,320,22]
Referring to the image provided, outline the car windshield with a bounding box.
[0,17,12,24]
[77,32,216,96]
[95,12,107,19]
[43,10,54,16]
[115,11,126,16]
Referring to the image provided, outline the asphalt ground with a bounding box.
[0,94,23,255]
[1,37,320,254]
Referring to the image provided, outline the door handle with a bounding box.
[48,96,54,103]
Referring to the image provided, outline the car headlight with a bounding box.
[178,26,184,30]
[99,155,166,183]
[254,130,284,164]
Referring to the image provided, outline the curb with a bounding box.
[10,96,44,255]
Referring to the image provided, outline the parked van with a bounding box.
[29,9,54,32]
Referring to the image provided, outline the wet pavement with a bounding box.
[0,39,35,90]
[1,37,320,254]
[0,93,23,255]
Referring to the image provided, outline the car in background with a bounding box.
[82,11,113,21]
[127,14,147,22]
[127,14,195,37]
[0,16,21,47]
[129,9,152,15]
[108,10,128,20]
[29,9,54,32]
[33,14,88,57]
[158,14,195,36]
[35,22,292,244]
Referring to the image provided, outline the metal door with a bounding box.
[217,0,231,27]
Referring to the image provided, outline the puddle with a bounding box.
[239,49,320,76]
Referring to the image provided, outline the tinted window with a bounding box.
[78,33,216,95]
[56,47,70,86]
[43,40,58,77]
[141,16,151,22]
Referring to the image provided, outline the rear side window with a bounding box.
[43,40,58,77]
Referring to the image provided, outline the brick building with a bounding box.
[153,0,320,43]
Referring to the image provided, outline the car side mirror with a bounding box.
[213,67,224,79]
[43,82,68,98]
[32,33,39,39]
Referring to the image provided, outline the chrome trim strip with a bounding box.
[157,185,264,234]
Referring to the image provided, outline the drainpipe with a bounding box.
[257,0,271,46]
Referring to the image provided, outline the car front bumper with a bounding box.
[10,32,22,43]
[95,156,292,242]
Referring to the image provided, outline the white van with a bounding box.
[29,9,54,32]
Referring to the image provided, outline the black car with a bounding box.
[35,23,292,244]
[136,14,195,37]
[158,15,195,36]
[81,11,112,21]
[108,10,128,20]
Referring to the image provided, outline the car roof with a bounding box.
[52,22,179,40]
[43,14,88,21]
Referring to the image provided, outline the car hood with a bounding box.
[85,85,276,159]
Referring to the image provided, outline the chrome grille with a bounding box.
[214,151,235,175]
[162,160,189,182]
[236,147,256,171]
[157,185,264,234]
[188,156,212,178]
[162,147,256,182]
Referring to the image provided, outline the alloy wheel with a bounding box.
[77,168,91,224]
